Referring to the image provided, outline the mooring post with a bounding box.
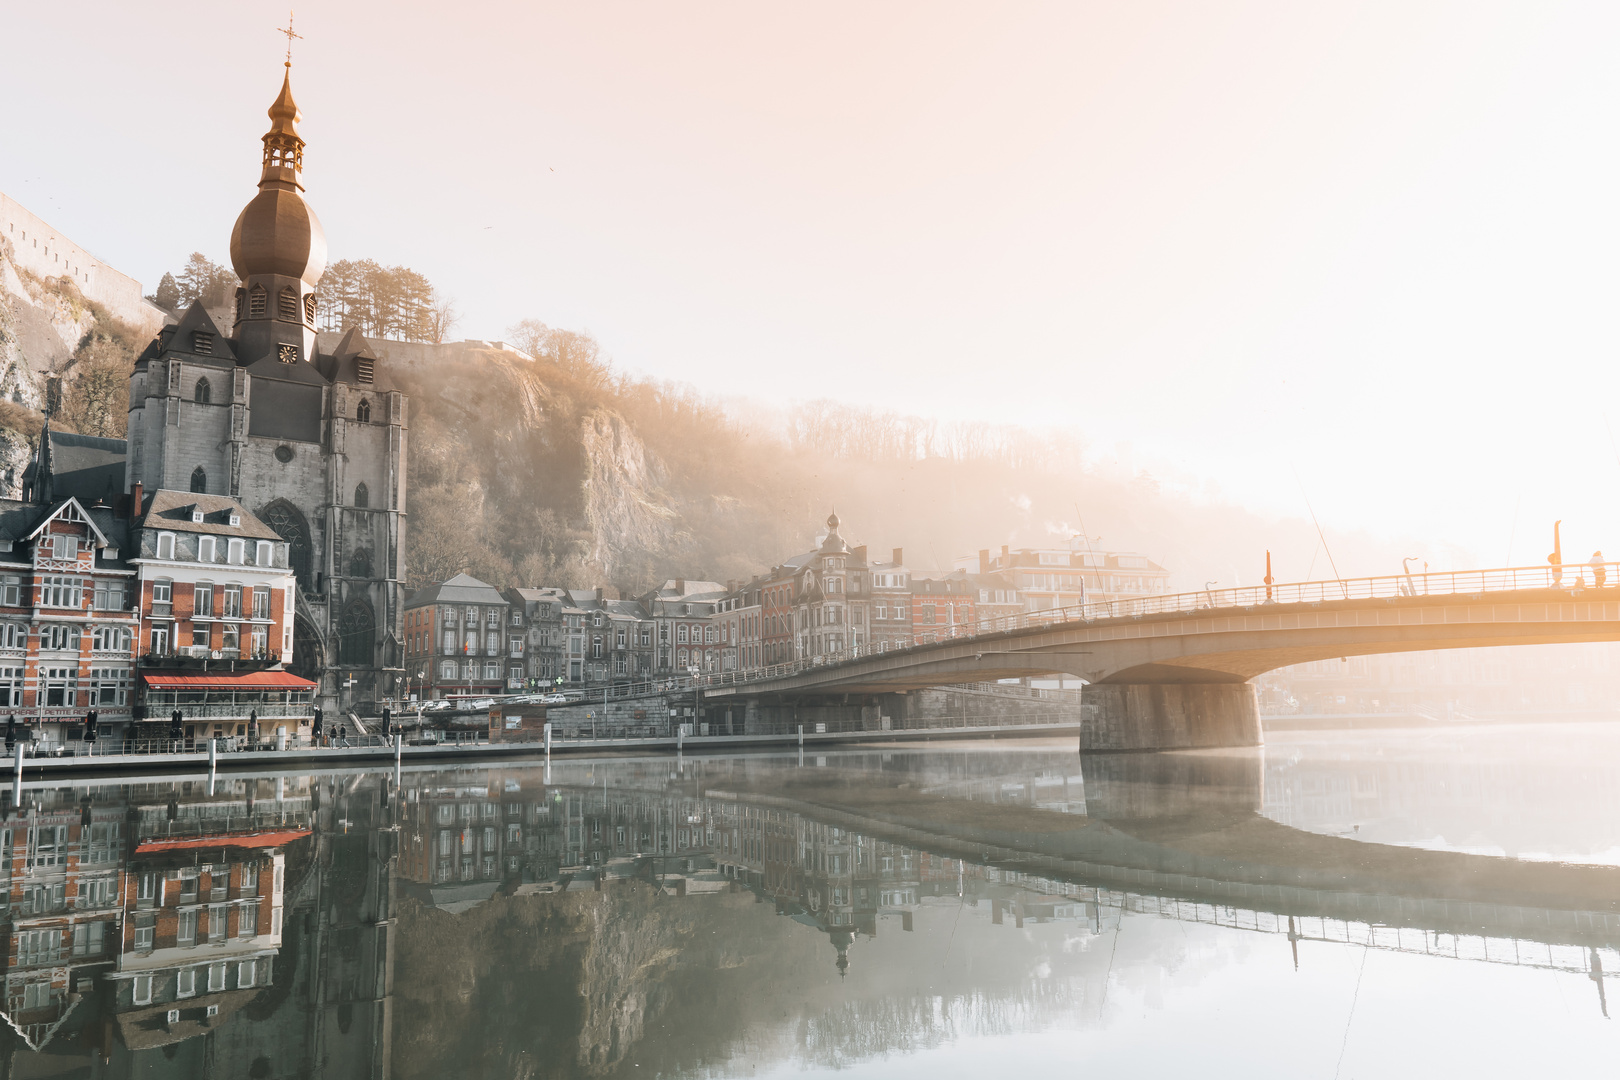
[394,733,403,785]
[208,738,217,773]
[544,722,553,758]
[798,724,804,748]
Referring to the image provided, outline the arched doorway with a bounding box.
[260,499,313,593]
[291,614,323,682]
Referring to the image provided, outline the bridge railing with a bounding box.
[697,561,1618,690]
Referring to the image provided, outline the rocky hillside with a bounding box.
[364,332,1420,596]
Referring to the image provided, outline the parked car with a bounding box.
[467,697,497,710]
[538,693,569,704]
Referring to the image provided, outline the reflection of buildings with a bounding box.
[0,772,396,1075]
[103,825,291,1051]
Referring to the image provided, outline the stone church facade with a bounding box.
[123,65,406,712]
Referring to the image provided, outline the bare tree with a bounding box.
[427,292,461,344]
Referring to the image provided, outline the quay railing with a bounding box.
[692,560,1620,691]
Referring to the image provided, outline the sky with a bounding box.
[6,2,1620,567]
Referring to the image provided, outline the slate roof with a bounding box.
[406,572,508,608]
[142,490,281,540]
[161,301,239,366]
[23,428,128,506]
[0,497,134,570]
[319,326,396,390]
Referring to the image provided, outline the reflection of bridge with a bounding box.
[701,564,1620,749]
[530,747,1620,1012]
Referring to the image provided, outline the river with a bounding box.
[0,721,1614,1077]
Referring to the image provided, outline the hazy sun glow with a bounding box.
[6,2,1620,571]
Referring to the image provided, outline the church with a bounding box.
[121,63,407,712]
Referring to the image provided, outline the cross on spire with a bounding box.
[277,10,302,67]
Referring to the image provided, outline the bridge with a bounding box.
[700,562,1620,750]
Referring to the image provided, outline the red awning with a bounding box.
[140,671,317,690]
[134,828,311,853]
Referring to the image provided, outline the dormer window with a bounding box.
[191,510,204,524]
[229,513,241,527]
[51,535,78,561]
[278,287,298,320]
[248,284,267,318]
[191,331,214,355]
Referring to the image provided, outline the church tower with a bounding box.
[126,62,408,714]
[229,64,326,368]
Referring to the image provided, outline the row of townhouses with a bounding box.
[0,426,315,748]
[403,510,1170,698]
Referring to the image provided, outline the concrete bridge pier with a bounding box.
[1080,682,1261,752]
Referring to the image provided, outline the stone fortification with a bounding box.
[0,192,166,336]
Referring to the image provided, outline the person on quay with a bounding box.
[1593,551,1607,588]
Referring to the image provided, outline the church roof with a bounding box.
[160,302,238,366]
[321,326,396,390]
[22,427,127,507]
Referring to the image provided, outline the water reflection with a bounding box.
[0,730,1615,1076]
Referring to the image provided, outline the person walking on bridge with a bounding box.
[1549,520,1564,587]
[1593,551,1607,588]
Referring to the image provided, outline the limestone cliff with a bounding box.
[359,338,692,591]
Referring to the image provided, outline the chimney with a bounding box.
[979,548,991,574]
[852,544,867,565]
[129,481,143,523]
[595,586,605,602]
[675,579,685,595]
[892,547,903,566]
[1001,544,1010,560]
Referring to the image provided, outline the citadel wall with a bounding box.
[0,191,167,335]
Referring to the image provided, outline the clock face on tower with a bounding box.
[278,343,299,364]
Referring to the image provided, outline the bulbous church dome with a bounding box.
[230,188,327,285]
[229,66,328,287]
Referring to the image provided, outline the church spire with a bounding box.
[259,64,306,191]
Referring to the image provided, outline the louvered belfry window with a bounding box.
[278,287,298,319]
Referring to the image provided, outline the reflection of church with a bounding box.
[123,62,406,711]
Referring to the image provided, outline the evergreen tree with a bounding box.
[151,272,181,313]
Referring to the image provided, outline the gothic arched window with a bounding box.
[278,286,298,320]
[194,378,211,405]
[260,499,313,592]
[353,482,368,508]
[349,548,373,578]
[248,284,267,318]
[190,467,206,493]
[338,599,374,666]
[355,398,371,423]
